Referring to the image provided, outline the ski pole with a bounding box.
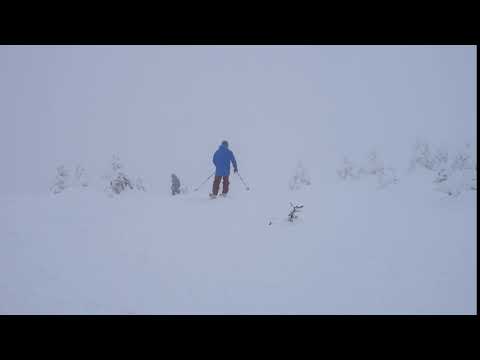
[236,172,250,191]
[194,172,215,191]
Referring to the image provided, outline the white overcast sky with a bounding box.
[0,45,476,193]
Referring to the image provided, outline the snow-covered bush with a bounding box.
[408,140,476,196]
[51,164,89,194]
[289,161,311,190]
[409,140,449,173]
[338,151,398,189]
[433,144,476,196]
[433,168,448,184]
[363,150,384,175]
[110,173,134,194]
[73,165,89,188]
[51,165,70,194]
[337,157,358,180]
[287,203,304,222]
[450,147,474,173]
[362,151,398,189]
[409,140,436,171]
[104,155,145,196]
[111,155,123,172]
[434,170,475,197]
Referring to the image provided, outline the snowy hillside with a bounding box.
[0,164,476,314]
[0,45,476,314]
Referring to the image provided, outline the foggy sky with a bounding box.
[0,45,476,194]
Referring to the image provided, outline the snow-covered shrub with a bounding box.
[433,168,448,184]
[363,150,384,175]
[73,165,89,188]
[51,165,70,194]
[51,164,89,194]
[450,148,474,173]
[363,151,398,189]
[409,140,452,187]
[433,147,449,169]
[409,140,436,171]
[434,169,476,197]
[111,155,123,172]
[339,151,398,189]
[104,155,145,196]
[266,203,304,226]
[409,140,450,173]
[287,203,304,222]
[433,144,476,196]
[110,173,134,194]
[406,140,476,196]
[289,161,311,190]
[337,157,358,180]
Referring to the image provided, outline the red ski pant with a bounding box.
[212,176,229,195]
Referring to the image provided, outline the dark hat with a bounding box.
[221,140,229,147]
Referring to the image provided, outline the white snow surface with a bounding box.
[0,173,475,314]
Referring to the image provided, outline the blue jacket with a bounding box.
[213,144,238,176]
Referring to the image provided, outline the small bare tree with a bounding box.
[288,203,304,222]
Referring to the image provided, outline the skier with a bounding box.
[171,173,181,196]
[210,140,238,198]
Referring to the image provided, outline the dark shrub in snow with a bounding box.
[288,203,304,222]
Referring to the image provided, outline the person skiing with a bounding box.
[210,140,238,198]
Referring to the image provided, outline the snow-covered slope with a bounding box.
[0,171,475,314]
